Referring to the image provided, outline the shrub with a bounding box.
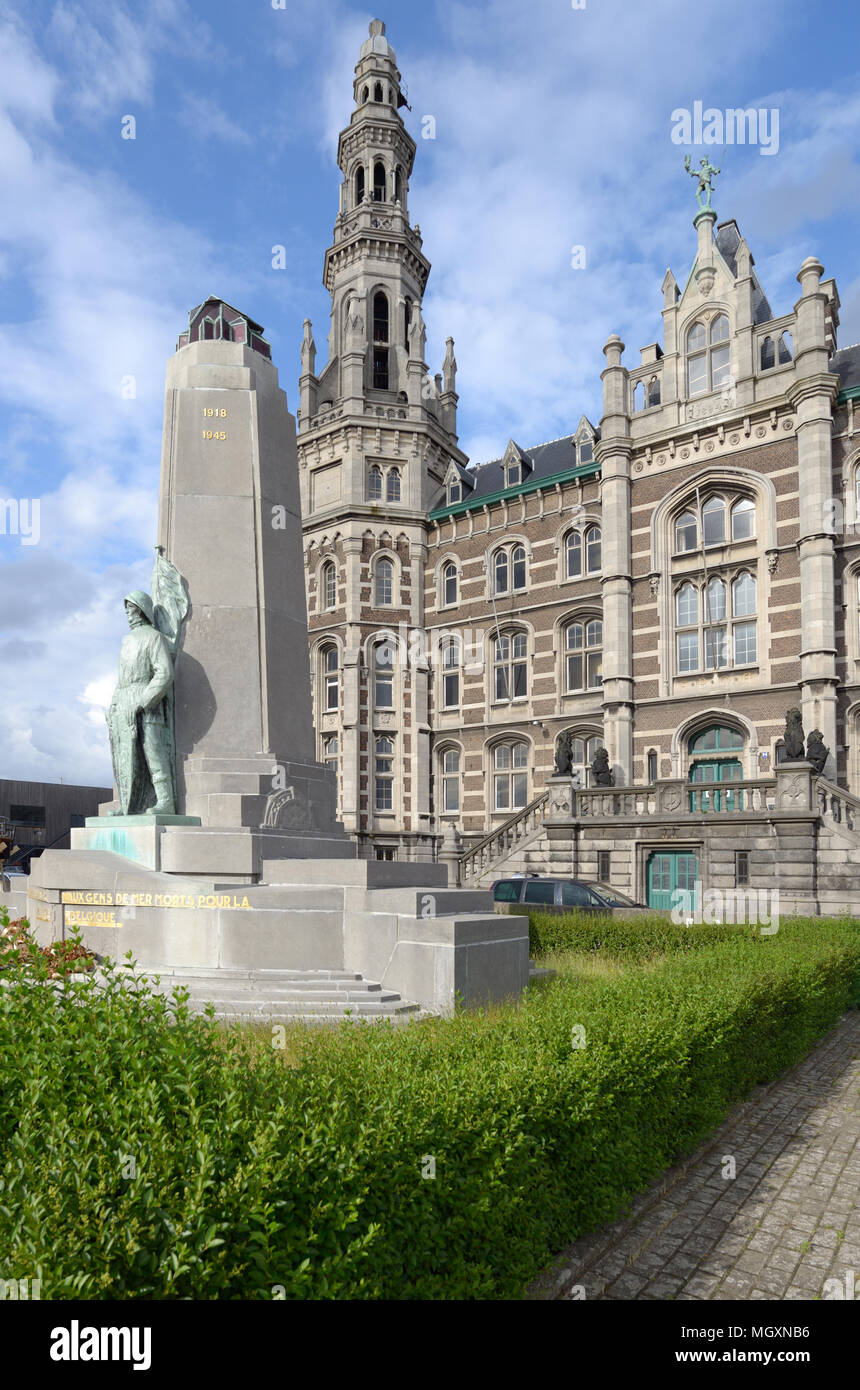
[0,907,857,1299]
[528,909,757,961]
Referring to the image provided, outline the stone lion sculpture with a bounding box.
[782,707,805,761]
[805,729,829,775]
[591,747,614,787]
[553,731,574,775]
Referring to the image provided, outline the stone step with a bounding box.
[260,859,447,890]
[182,997,416,1015]
[130,964,423,1023]
[363,887,493,915]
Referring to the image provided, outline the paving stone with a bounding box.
[538,1013,860,1303]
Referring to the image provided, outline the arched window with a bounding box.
[566,530,582,579]
[322,560,336,610]
[675,571,757,675]
[354,166,365,205]
[493,741,528,811]
[585,526,601,573]
[633,381,645,412]
[687,314,731,396]
[512,544,526,590]
[731,497,755,541]
[448,477,462,505]
[493,548,508,595]
[403,296,411,350]
[675,509,698,553]
[441,747,460,812]
[647,376,661,407]
[373,160,386,202]
[568,734,603,787]
[760,336,775,371]
[442,561,458,606]
[778,331,793,364]
[386,468,401,502]
[367,465,383,500]
[676,582,698,628]
[565,620,603,691]
[374,557,393,606]
[493,544,527,594]
[322,645,338,710]
[372,291,389,389]
[702,496,726,547]
[373,640,394,707]
[394,167,403,204]
[373,81,384,103]
[493,631,528,702]
[374,736,394,810]
[322,732,338,769]
[732,571,756,618]
[441,636,460,708]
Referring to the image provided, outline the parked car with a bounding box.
[491,877,646,913]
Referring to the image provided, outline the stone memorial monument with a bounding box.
[26,298,529,1015]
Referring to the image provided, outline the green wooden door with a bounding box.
[647,851,700,911]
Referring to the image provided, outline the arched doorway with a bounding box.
[688,724,744,811]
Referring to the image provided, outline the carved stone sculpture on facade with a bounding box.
[805,729,829,776]
[553,730,574,776]
[591,747,614,787]
[106,551,189,816]
[781,707,805,761]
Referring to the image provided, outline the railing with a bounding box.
[816,777,860,833]
[574,776,777,819]
[458,791,549,883]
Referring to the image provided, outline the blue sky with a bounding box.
[1,0,859,785]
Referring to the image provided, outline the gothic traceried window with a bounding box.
[368,465,383,500]
[566,530,582,578]
[386,468,401,503]
[687,314,731,396]
[373,639,394,707]
[441,636,460,708]
[442,561,458,606]
[492,543,527,595]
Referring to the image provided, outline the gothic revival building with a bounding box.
[299,20,860,907]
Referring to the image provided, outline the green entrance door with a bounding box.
[647,851,700,911]
[688,725,745,812]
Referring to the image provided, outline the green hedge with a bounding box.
[0,912,858,1299]
[527,909,754,961]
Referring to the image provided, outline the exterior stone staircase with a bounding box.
[138,965,423,1024]
[458,792,550,887]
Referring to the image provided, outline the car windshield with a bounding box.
[590,884,636,907]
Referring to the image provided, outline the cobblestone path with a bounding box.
[541,1011,860,1301]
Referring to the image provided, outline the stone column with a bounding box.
[789,256,839,778]
[598,335,634,784]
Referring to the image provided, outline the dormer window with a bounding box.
[579,440,594,462]
[504,462,521,488]
[448,478,462,505]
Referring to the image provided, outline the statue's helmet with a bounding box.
[124,590,155,625]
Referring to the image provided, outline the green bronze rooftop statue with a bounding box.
[106,550,188,816]
[685,154,721,210]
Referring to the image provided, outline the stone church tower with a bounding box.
[298,19,466,858]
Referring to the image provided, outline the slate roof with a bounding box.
[715,221,773,325]
[436,431,596,511]
[831,343,860,393]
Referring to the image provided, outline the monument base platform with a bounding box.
[75,814,202,871]
[26,847,529,1015]
[73,819,352,879]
